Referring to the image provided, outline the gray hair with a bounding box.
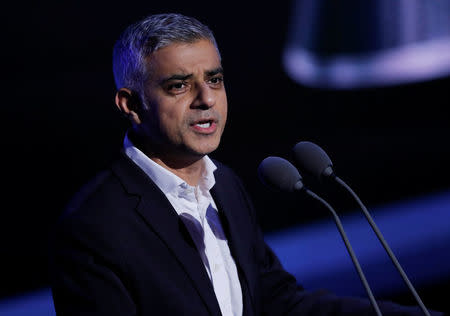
[112,13,219,93]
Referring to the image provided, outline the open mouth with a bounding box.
[195,121,212,128]
[192,118,215,128]
[191,119,217,133]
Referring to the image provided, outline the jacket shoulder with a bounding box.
[211,159,241,181]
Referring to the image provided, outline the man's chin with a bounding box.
[197,142,221,154]
[183,137,220,155]
[187,147,216,158]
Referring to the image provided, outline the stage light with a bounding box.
[283,0,450,89]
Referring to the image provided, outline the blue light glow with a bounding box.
[0,289,55,316]
[265,189,450,296]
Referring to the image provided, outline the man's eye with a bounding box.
[167,82,186,91]
[209,76,224,85]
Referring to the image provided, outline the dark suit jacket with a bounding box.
[49,152,443,316]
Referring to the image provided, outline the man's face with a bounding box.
[138,39,227,161]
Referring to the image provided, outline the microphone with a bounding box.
[257,156,304,192]
[258,156,383,316]
[292,141,431,316]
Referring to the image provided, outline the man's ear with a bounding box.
[115,88,142,124]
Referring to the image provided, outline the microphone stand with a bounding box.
[304,188,383,316]
[334,176,431,316]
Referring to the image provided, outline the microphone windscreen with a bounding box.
[257,156,303,192]
[293,141,333,180]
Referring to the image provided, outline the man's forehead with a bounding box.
[146,40,222,80]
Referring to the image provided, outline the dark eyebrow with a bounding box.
[159,67,224,85]
[160,73,193,85]
[206,67,224,77]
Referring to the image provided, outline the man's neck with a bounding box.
[149,156,204,187]
[128,130,205,186]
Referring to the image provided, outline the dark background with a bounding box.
[3,0,449,313]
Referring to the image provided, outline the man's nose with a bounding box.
[192,82,215,109]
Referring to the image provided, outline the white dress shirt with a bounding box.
[123,134,243,316]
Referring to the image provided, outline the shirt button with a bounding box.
[214,264,221,272]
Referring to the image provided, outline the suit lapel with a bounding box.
[211,166,257,316]
[111,153,221,316]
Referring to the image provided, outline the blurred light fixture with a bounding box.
[283,0,450,89]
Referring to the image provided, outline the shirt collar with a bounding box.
[123,132,217,195]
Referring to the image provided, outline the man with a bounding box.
[49,13,445,316]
